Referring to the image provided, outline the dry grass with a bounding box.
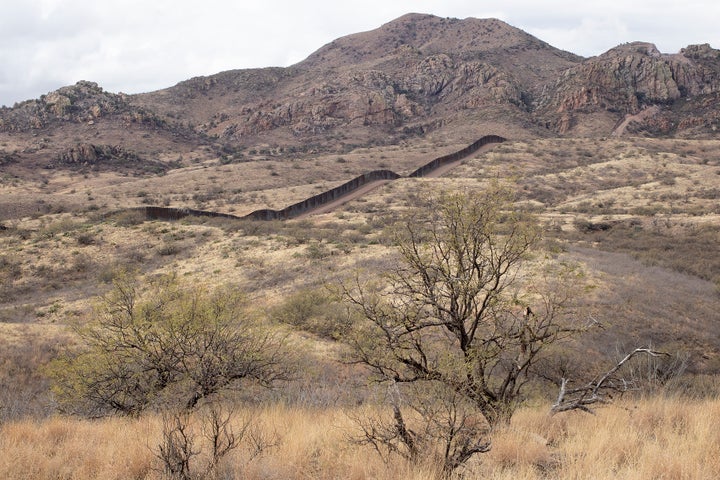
[1,398,719,479]
[475,396,720,479]
[0,415,157,480]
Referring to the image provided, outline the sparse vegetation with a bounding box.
[5,11,720,477]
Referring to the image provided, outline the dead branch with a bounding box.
[551,348,669,415]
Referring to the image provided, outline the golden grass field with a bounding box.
[1,397,719,479]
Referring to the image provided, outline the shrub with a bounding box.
[271,288,351,340]
[112,209,146,227]
[48,273,291,415]
[76,232,96,246]
[157,242,182,256]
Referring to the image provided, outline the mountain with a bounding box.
[1,13,720,169]
[130,14,583,144]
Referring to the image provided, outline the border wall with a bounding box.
[128,135,505,222]
[244,169,401,220]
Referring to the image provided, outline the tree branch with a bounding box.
[551,348,669,415]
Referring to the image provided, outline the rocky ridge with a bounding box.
[0,81,166,132]
[536,42,720,133]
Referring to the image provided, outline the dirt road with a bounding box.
[611,105,660,136]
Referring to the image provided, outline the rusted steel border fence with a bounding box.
[407,134,505,178]
[125,135,505,222]
[244,169,401,220]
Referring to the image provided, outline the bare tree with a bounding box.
[156,403,277,479]
[344,186,590,472]
[157,411,198,480]
[49,272,291,416]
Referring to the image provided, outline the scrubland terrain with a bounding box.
[1,135,720,479]
[2,12,720,479]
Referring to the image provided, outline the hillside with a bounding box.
[0,11,719,433]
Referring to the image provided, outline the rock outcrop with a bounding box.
[47,143,170,174]
[52,143,133,166]
[0,81,166,132]
[537,42,720,133]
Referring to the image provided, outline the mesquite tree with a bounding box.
[344,186,588,472]
[49,272,290,416]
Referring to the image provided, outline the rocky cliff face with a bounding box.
[536,42,720,133]
[216,56,524,139]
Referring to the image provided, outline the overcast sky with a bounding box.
[2,0,718,107]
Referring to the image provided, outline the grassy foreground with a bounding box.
[1,396,719,479]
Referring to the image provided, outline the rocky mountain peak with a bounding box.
[681,43,720,60]
[536,39,720,134]
[0,80,169,134]
[0,81,126,131]
[300,14,561,71]
[599,41,662,59]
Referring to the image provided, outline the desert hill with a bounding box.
[0,13,719,399]
[125,13,578,150]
